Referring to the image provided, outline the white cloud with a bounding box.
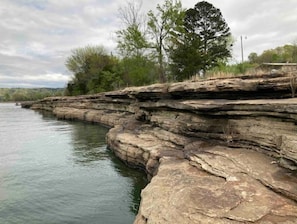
[24,73,70,83]
[0,72,70,88]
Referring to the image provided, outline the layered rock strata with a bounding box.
[27,73,297,223]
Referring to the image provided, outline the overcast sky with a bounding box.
[0,0,296,88]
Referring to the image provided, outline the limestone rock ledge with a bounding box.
[107,120,297,223]
[26,73,297,223]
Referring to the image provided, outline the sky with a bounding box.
[0,0,296,88]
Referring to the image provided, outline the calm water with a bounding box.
[0,103,147,224]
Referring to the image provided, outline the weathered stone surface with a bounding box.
[168,74,293,99]
[105,119,297,223]
[27,73,297,223]
[135,156,297,224]
[186,144,297,202]
[53,107,132,127]
[106,120,188,178]
[137,98,297,170]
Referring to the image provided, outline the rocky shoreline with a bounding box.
[25,73,297,223]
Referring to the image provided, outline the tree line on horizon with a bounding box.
[248,44,297,64]
[64,0,297,96]
[0,88,63,102]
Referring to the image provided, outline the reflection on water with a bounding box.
[38,109,148,216]
[70,122,109,165]
[66,120,148,215]
[0,104,147,224]
[107,150,148,214]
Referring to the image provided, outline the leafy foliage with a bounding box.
[65,46,122,95]
[119,56,157,86]
[117,24,149,57]
[65,1,236,92]
[115,1,159,86]
[147,0,185,82]
[115,1,234,83]
[116,1,149,58]
[171,1,232,79]
[248,44,297,63]
[170,36,203,81]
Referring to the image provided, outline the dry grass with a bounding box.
[189,68,295,82]
[189,69,263,81]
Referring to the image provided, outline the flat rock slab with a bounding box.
[135,146,297,224]
[186,144,297,202]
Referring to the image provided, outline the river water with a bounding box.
[0,103,147,224]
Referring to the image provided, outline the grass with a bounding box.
[189,63,296,81]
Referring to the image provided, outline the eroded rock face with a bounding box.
[27,73,297,223]
[136,156,297,224]
[139,98,297,170]
[106,122,297,223]
[106,119,188,179]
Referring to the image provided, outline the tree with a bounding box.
[119,56,157,86]
[170,34,203,80]
[147,0,185,82]
[65,46,122,95]
[171,1,232,79]
[117,25,149,57]
[116,0,149,58]
[116,1,157,86]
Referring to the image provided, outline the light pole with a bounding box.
[240,35,247,63]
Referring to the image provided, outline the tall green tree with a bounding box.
[65,46,122,95]
[147,0,185,83]
[171,1,232,79]
[170,30,203,80]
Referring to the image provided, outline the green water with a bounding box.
[0,103,147,224]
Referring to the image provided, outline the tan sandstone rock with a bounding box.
[27,73,297,223]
